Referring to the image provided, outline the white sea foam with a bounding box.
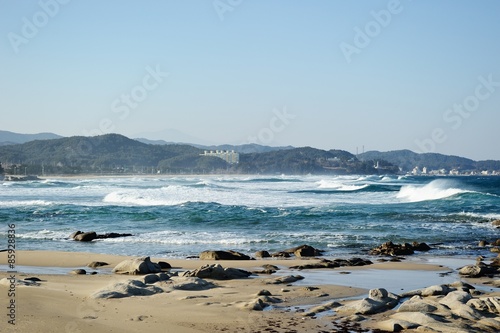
[456,212,500,221]
[0,200,54,207]
[317,179,369,191]
[397,179,469,203]
[16,230,70,240]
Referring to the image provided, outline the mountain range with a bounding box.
[0,130,62,145]
[0,131,499,175]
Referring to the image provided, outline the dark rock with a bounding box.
[412,242,431,252]
[87,261,109,268]
[199,250,252,260]
[369,241,416,256]
[479,240,489,247]
[70,269,87,275]
[182,264,252,280]
[290,258,372,270]
[69,231,83,239]
[257,289,272,296]
[262,264,279,270]
[255,250,271,258]
[73,231,97,242]
[271,251,291,258]
[494,239,500,246]
[284,244,323,257]
[144,274,160,284]
[95,232,133,239]
[158,273,171,281]
[24,277,42,282]
[158,261,171,270]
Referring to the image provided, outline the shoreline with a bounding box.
[2,250,499,332]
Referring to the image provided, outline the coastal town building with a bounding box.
[200,150,239,164]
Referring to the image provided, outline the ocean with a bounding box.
[1,175,499,260]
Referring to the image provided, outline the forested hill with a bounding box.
[237,147,397,175]
[0,134,226,174]
[0,134,397,175]
[358,150,500,172]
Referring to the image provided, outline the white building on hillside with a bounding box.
[201,150,239,164]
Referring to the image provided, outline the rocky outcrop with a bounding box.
[360,282,500,333]
[262,275,304,285]
[458,262,499,278]
[169,277,215,291]
[87,261,109,268]
[95,232,133,239]
[238,295,282,311]
[112,257,162,275]
[70,231,133,242]
[73,231,97,242]
[199,250,252,260]
[255,250,271,258]
[91,279,164,299]
[181,264,252,280]
[336,288,399,315]
[284,244,323,257]
[369,241,431,256]
[290,257,372,270]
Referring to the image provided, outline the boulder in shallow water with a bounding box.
[73,231,97,242]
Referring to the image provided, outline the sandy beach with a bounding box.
[1,250,499,333]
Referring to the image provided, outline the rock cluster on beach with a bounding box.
[369,241,431,256]
[182,264,252,280]
[199,245,325,261]
[256,244,324,259]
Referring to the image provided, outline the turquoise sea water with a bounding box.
[1,175,499,259]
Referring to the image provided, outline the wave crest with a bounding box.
[397,179,469,203]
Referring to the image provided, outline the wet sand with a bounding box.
[0,250,498,333]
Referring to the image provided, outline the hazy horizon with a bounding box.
[1,1,499,160]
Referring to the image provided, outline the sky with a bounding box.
[0,0,499,160]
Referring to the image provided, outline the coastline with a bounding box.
[2,250,499,332]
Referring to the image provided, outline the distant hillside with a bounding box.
[237,147,398,175]
[358,150,500,172]
[0,134,228,175]
[0,130,62,144]
[0,134,399,175]
[135,138,293,154]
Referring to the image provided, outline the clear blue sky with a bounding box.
[1,0,499,160]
